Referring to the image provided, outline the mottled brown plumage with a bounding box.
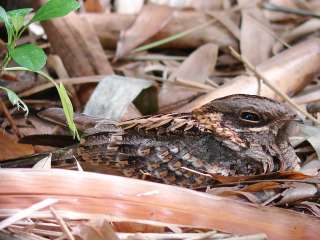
[1,94,300,188]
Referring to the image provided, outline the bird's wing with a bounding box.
[78,111,248,187]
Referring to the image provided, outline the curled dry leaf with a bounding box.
[277,182,318,205]
[115,4,174,59]
[169,43,219,84]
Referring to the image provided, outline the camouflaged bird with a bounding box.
[1,94,300,188]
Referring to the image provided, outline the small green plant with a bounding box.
[0,0,80,139]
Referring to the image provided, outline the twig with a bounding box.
[180,166,212,178]
[0,198,58,230]
[263,2,320,19]
[0,100,20,137]
[49,207,75,240]
[228,46,320,125]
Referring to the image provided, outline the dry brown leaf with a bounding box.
[115,4,174,59]
[179,38,320,111]
[169,43,219,84]
[73,218,119,240]
[84,0,110,12]
[273,19,320,53]
[263,0,301,22]
[277,182,318,205]
[1,169,320,240]
[85,11,237,50]
[0,134,34,161]
[208,11,240,40]
[158,84,204,113]
[240,0,275,65]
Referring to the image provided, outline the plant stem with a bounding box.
[4,66,80,139]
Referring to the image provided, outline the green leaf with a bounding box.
[7,8,33,17]
[0,86,29,116]
[8,8,33,32]
[0,6,14,42]
[57,83,79,140]
[31,0,80,23]
[0,6,11,28]
[11,44,47,71]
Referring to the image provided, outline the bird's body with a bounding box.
[1,94,300,188]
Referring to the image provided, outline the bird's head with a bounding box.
[193,94,297,144]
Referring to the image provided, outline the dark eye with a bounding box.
[240,111,261,123]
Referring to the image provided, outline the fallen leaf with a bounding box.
[169,43,218,84]
[208,11,240,40]
[297,124,320,160]
[278,182,318,205]
[84,75,152,120]
[240,0,275,65]
[115,4,174,59]
[273,19,320,53]
[32,153,52,169]
[84,0,110,12]
[0,134,34,161]
[73,218,119,240]
[263,0,301,22]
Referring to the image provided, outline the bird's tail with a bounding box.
[0,146,77,169]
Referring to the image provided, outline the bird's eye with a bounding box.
[240,111,261,123]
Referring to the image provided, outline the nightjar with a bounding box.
[0,94,300,188]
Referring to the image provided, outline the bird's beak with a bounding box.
[283,113,303,124]
[292,117,304,124]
